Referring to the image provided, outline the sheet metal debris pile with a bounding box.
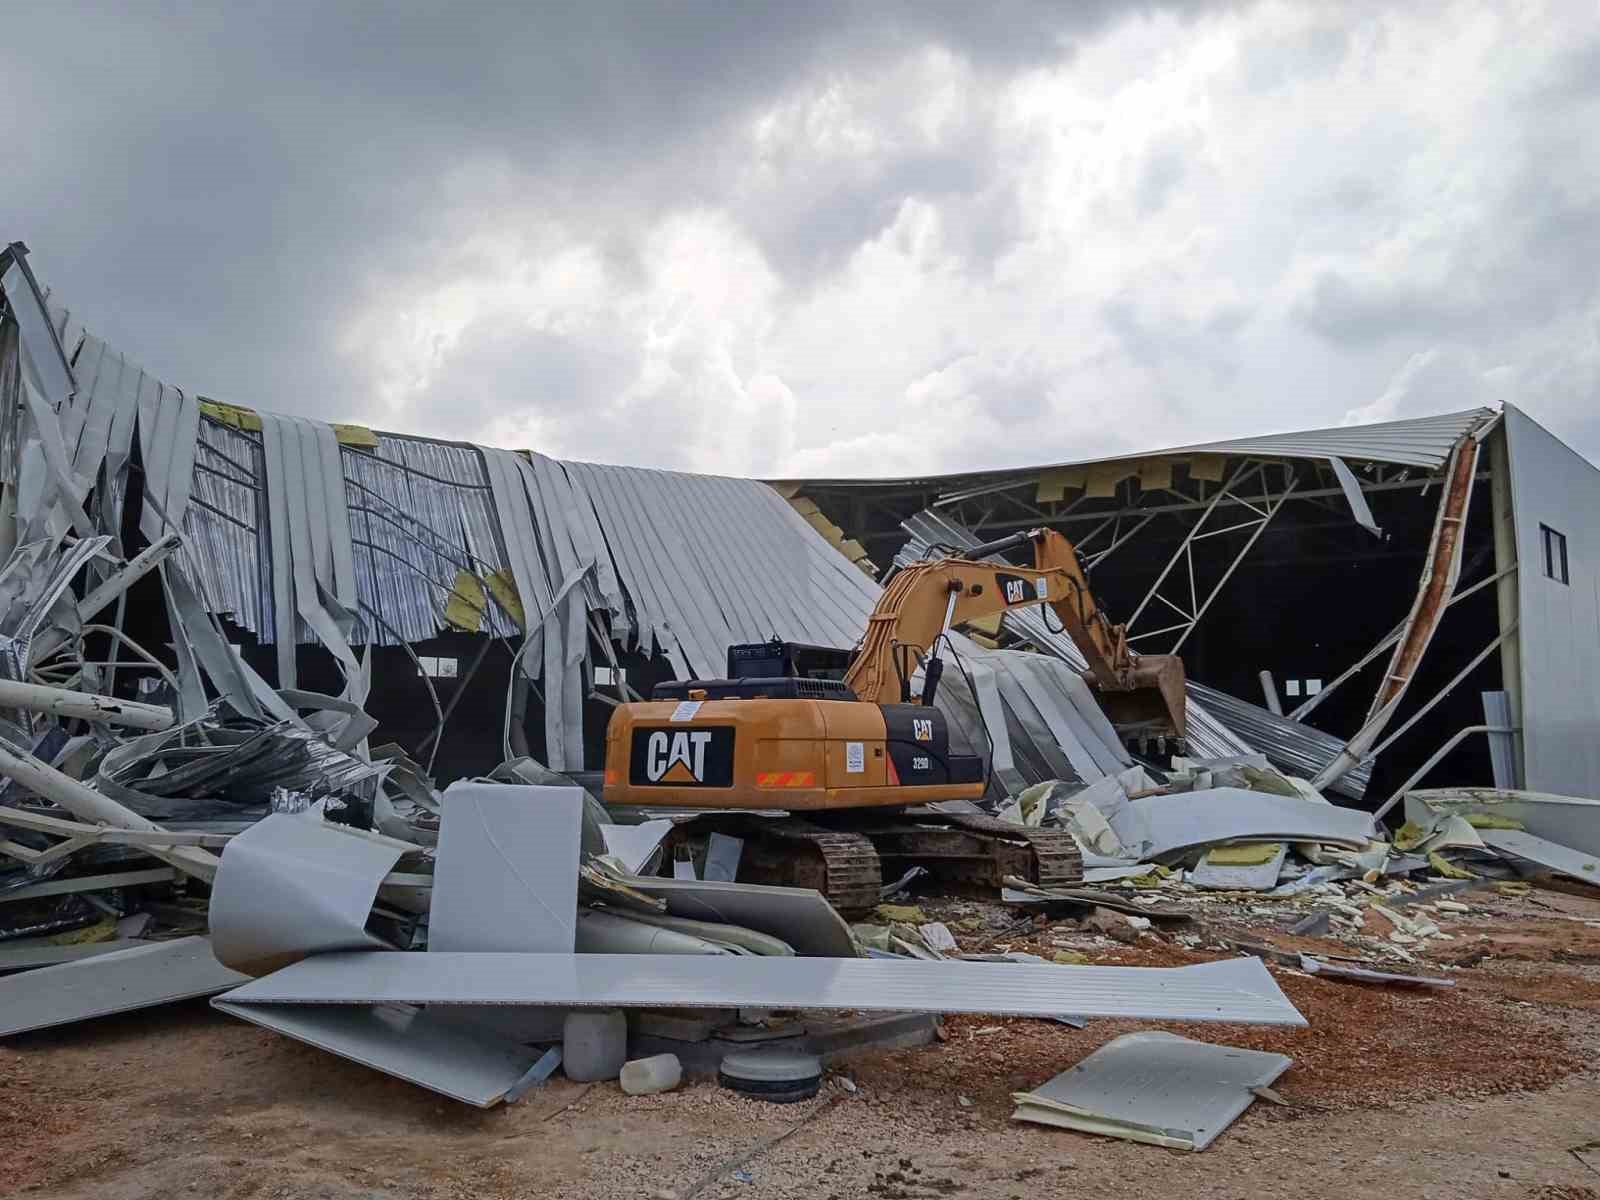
[978,756,1600,990]
[0,243,1595,1150]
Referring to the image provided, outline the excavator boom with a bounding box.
[844,527,1186,745]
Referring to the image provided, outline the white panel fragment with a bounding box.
[1119,789,1374,859]
[213,1001,546,1108]
[598,819,673,875]
[1012,1032,1292,1150]
[1189,844,1289,891]
[1476,827,1600,885]
[0,937,248,1037]
[428,783,582,954]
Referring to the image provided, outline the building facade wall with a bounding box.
[1504,404,1600,797]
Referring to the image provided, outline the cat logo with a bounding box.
[630,726,735,787]
[996,571,1048,606]
[912,718,934,741]
[646,730,712,783]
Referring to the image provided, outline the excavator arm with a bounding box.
[844,528,1187,747]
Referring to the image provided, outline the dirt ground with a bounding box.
[8,890,1600,1200]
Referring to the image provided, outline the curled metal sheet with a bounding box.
[94,715,386,823]
[209,813,403,975]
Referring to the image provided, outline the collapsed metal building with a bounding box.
[4,238,1597,813]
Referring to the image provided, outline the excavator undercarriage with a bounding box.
[657,809,1084,917]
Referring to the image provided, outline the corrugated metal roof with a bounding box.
[1163,408,1496,470]
[777,407,1499,490]
[563,461,882,679]
[6,271,1409,786]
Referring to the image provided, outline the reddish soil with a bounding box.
[5,893,1600,1199]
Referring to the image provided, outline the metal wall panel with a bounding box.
[221,951,1307,1025]
[1503,405,1600,797]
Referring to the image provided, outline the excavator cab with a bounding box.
[652,639,857,703]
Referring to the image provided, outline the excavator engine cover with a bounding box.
[604,698,985,811]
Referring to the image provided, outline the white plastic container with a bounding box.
[619,1053,683,1096]
[562,1009,628,1082]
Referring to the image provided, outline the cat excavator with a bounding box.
[602,527,1187,914]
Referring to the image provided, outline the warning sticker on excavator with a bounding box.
[670,700,703,722]
[846,741,865,773]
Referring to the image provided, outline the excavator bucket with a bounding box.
[1090,653,1188,750]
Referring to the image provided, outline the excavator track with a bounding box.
[853,811,1082,894]
[924,812,1084,889]
[662,816,883,915]
[662,810,1080,918]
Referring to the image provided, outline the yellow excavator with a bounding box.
[602,528,1187,912]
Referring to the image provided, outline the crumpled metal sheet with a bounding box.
[1187,681,1370,800]
[135,374,200,543]
[94,716,387,823]
[0,534,110,680]
[481,447,593,768]
[1115,787,1374,860]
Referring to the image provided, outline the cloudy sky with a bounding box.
[5,1,1597,477]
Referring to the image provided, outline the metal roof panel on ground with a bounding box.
[220,951,1307,1025]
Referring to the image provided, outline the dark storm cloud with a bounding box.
[0,1,1177,423]
[5,3,1597,474]
[405,317,644,445]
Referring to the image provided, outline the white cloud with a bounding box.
[1343,346,1511,426]
[54,0,1584,478]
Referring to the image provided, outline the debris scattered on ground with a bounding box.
[0,249,1597,1181]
